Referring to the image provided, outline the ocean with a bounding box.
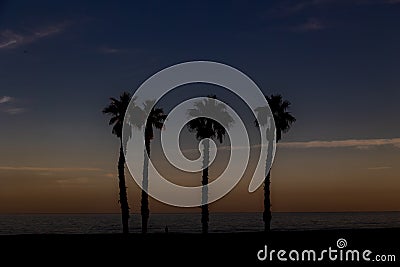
[0,212,399,235]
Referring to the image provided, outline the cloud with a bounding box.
[0,166,103,172]
[4,107,25,115]
[0,96,13,104]
[104,173,115,178]
[34,25,63,37]
[179,137,400,154]
[56,177,89,185]
[0,166,112,183]
[0,31,24,49]
[292,18,325,32]
[268,0,336,17]
[279,138,400,149]
[0,96,26,115]
[99,46,121,54]
[367,166,392,170]
[0,22,69,50]
[0,40,17,49]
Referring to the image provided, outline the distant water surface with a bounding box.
[0,212,399,235]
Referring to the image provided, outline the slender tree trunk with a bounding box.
[263,125,275,232]
[201,139,210,234]
[118,139,130,234]
[263,171,272,232]
[141,138,150,234]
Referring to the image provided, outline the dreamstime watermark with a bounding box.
[257,238,396,262]
[122,61,276,207]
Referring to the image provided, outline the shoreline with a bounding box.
[1,226,400,235]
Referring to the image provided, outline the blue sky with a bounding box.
[1,0,399,139]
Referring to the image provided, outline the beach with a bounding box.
[2,228,398,265]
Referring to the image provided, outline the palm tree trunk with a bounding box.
[201,139,210,234]
[118,139,130,234]
[141,138,150,234]
[263,171,272,232]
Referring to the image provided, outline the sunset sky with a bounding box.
[0,0,399,213]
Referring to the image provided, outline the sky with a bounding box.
[0,0,399,213]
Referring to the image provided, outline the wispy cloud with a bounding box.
[104,173,115,178]
[0,40,17,49]
[179,137,400,154]
[4,107,25,115]
[367,166,392,170]
[0,166,103,172]
[292,18,325,32]
[0,31,23,49]
[0,96,26,115]
[34,25,64,37]
[279,138,400,149]
[56,177,89,185]
[98,46,121,54]
[0,96,13,104]
[0,22,70,50]
[268,0,336,17]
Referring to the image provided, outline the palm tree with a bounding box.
[256,94,296,232]
[187,95,233,234]
[103,92,132,234]
[141,100,167,234]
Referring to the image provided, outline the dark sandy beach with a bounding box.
[1,228,398,265]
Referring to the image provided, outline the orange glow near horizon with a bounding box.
[0,143,399,213]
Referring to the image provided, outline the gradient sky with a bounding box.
[0,0,399,213]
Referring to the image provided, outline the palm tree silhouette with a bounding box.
[103,92,133,234]
[141,100,167,234]
[187,95,233,234]
[255,94,295,232]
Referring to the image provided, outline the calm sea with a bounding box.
[0,212,399,235]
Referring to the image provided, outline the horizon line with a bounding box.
[1,210,399,215]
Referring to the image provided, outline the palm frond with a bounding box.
[103,92,132,138]
[264,93,296,142]
[186,95,232,143]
